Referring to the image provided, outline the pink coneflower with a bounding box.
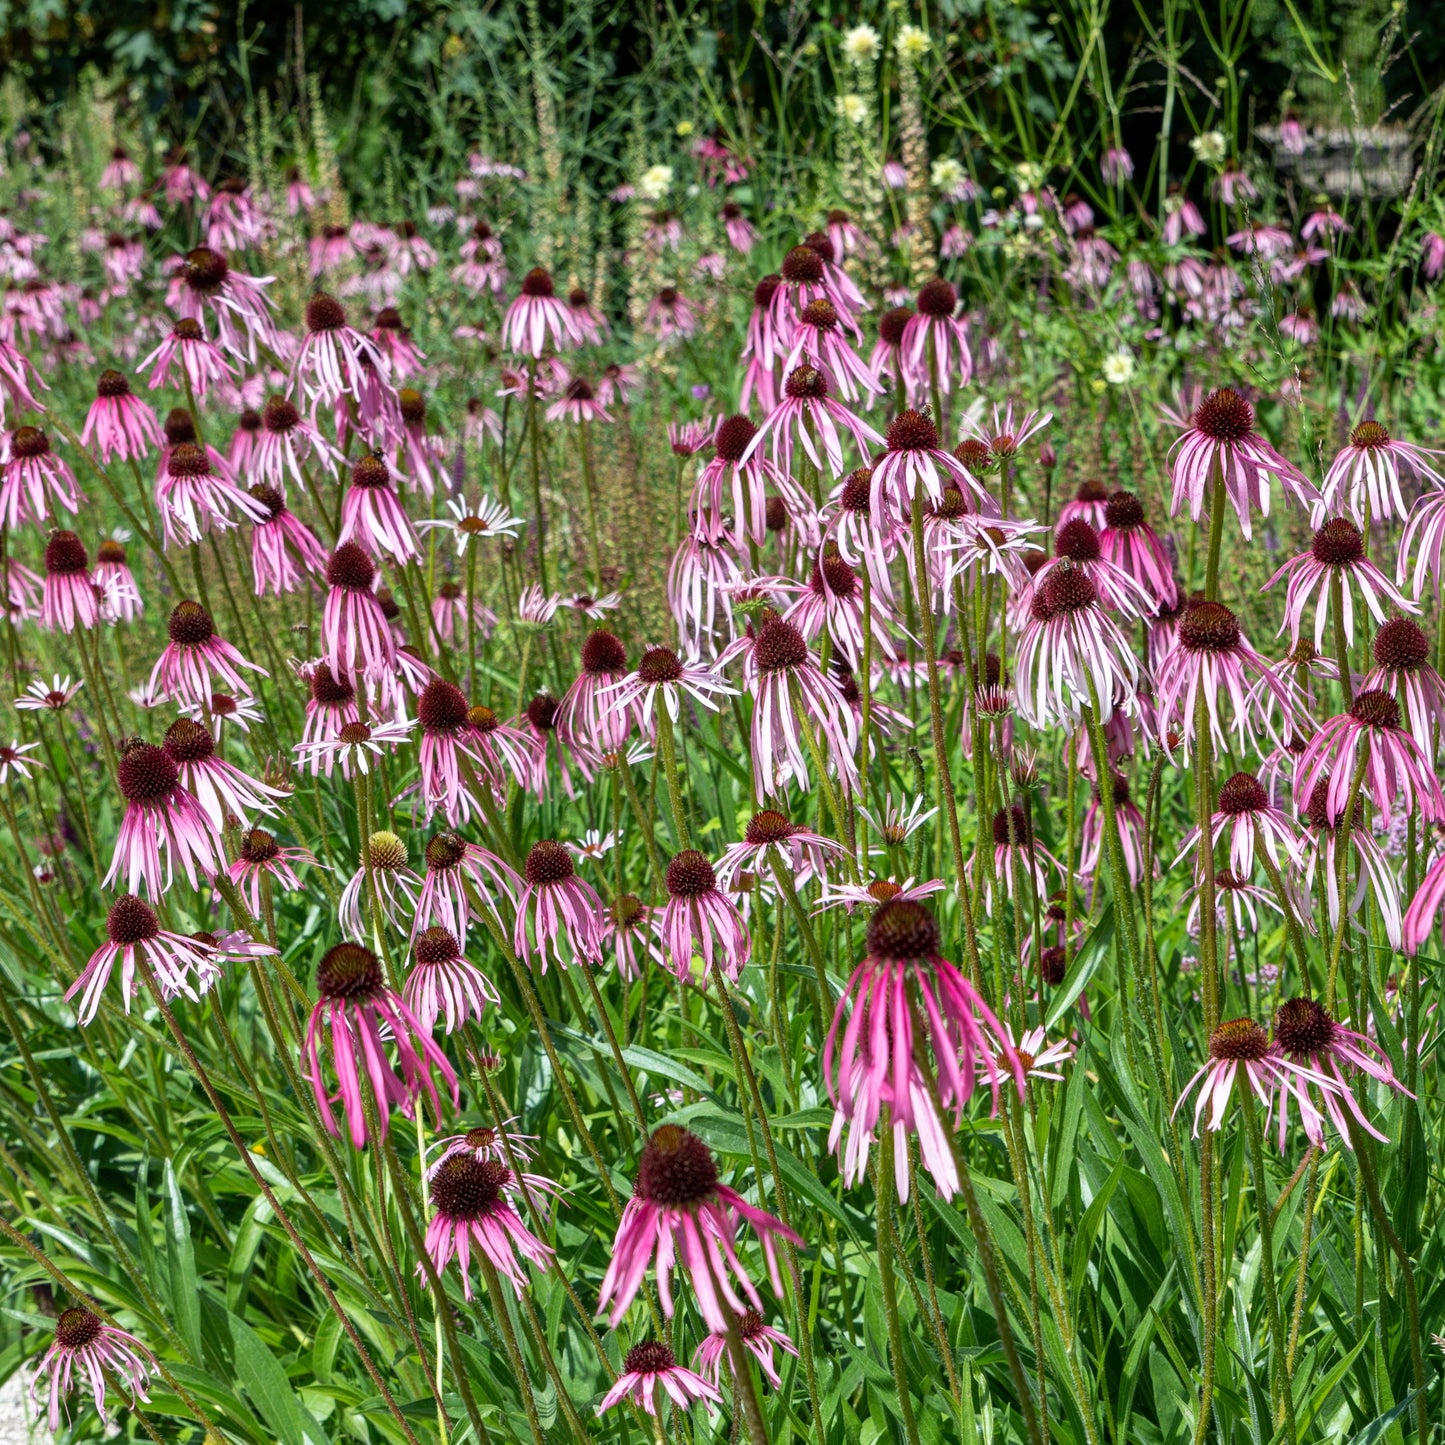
[1265,516,1415,650]
[248,484,328,595]
[296,716,416,783]
[783,298,882,404]
[0,738,38,783]
[253,394,341,489]
[502,267,579,357]
[1174,1017,1333,1135]
[90,538,140,622]
[545,376,612,424]
[105,741,225,896]
[733,615,859,798]
[304,941,457,1149]
[644,286,699,341]
[66,894,220,1025]
[163,716,283,829]
[2,427,84,529]
[321,542,397,681]
[1319,419,1444,527]
[600,1341,722,1418]
[1099,489,1178,609]
[868,407,982,527]
[1154,601,1303,758]
[413,679,486,825]
[557,630,630,764]
[1301,775,1403,947]
[1360,618,1445,755]
[691,415,815,548]
[0,336,46,418]
[412,831,521,944]
[1213,163,1256,205]
[39,531,99,633]
[465,703,538,796]
[694,1311,798,1392]
[295,661,359,760]
[1101,146,1134,184]
[598,1124,801,1329]
[404,925,498,1034]
[660,849,751,982]
[204,177,266,251]
[1056,477,1109,532]
[982,801,1067,900]
[1168,388,1318,539]
[424,1153,553,1299]
[513,840,604,971]
[337,453,420,562]
[141,318,236,397]
[15,674,83,713]
[309,223,356,276]
[1015,567,1140,728]
[739,274,784,411]
[229,407,263,472]
[747,364,883,483]
[785,544,898,669]
[899,278,972,396]
[173,246,277,363]
[1404,846,1445,954]
[1297,689,1444,827]
[290,292,390,410]
[868,305,914,391]
[1077,775,1147,886]
[608,644,735,736]
[149,600,265,707]
[1178,770,1304,879]
[335,832,421,940]
[227,828,314,915]
[1036,518,1156,618]
[667,418,713,459]
[1271,996,1408,1149]
[369,306,426,380]
[31,1306,157,1433]
[720,200,757,254]
[826,466,901,605]
[80,370,162,463]
[156,441,267,546]
[717,807,846,893]
[769,243,860,343]
[826,900,1021,1200]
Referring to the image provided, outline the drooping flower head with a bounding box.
[898,278,972,395]
[1168,388,1318,538]
[825,899,1021,1201]
[502,267,580,358]
[150,600,265,707]
[105,740,226,897]
[1270,996,1409,1150]
[513,840,604,971]
[423,1152,554,1299]
[599,1340,722,1418]
[31,1307,157,1433]
[303,941,458,1148]
[322,541,397,681]
[405,925,499,1035]
[1320,419,1443,527]
[40,530,99,633]
[661,849,751,981]
[597,1124,802,1331]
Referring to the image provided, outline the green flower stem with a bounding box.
[876,1121,924,1445]
[1239,1075,1296,1438]
[654,706,691,850]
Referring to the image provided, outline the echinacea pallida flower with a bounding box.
[660,849,751,981]
[1270,996,1410,1150]
[104,741,225,896]
[30,1306,156,1432]
[558,629,631,763]
[1264,516,1415,650]
[1173,1018,1342,1136]
[321,541,396,682]
[513,840,604,970]
[502,267,580,358]
[149,600,265,707]
[39,530,99,633]
[1175,770,1304,878]
[825,899,1022,1201]
[67,894,221,1026]
[1360,617,1445,757]
[694,1311,799,1390]
[404,925,498,1035]
[1,425,84,530]
[80,370,162,463]
[1296,689,1444,828]
[303,942,458,1148]
[423,1153,554,1299]
[1168,387,1318,539]
[412,830,522,945]
[597,1124,801,1331]
[1320,419,1444,527]
[599,1340,721,1417]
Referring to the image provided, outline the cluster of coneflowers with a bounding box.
[0,132,1439,1445]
